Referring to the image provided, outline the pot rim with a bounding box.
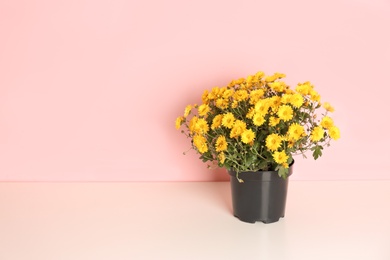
[227,159,294,181]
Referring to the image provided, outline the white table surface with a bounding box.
[1,181,389,260]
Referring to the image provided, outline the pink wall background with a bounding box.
[1,0,389,181]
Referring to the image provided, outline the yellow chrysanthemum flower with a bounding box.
[235,120,247,131]
[309,89,321,102]
[310,126,324,142]
[274,72,286,79]
[277,105,294,121]
[253,113,265,126]
[184,105,192,118]
[230,127,240,139]
[175,116,184,130]
[211,114,223,130]
[246,75,255,88]
[195,118,209,134]
[230,120,247,138]
[215,135,228,152]
[222,89,233,99]
[273,150,289,164]
[281,94,293,104]
[218,87,227,96]
[208,87,221,100]
[266,133,283,151]
[290,93,304,108]
[241,129,255,144]
[228,80,237,88]
[222,113,235,129]
[255,99,270,116]
[235,78,245,85]
[269,116,280,127]
[198,104,210,117]
[218,152,226,164]
[269,81,286,92]
[202,90,209,104]
[320,116,334,129]
[193,134,208,154]
[323,102,335,112]
[288,123,305,140]
[231,100,239,108]
[246,107,255,119]
[270,96,281,112]
[189,116,198,133]
[249,89,265,105]
[246,75,254,82]
[215,98,229,109]
[255,71,265,79]
[233,90,249,102]
[265,75,277,83]
[296,82,312,95]
[328,126,340,140]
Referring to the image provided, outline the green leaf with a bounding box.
[287,156,293,165]
[245,154,257,167]
[252,141,260,151]
[278,167,289,179]
[258,160,269,171]
[312,145,323,160]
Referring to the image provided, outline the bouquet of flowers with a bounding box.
[175,71,340,181]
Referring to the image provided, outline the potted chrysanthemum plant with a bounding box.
[175,71,340,223]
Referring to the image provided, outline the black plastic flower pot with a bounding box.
[228,162,294,224]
